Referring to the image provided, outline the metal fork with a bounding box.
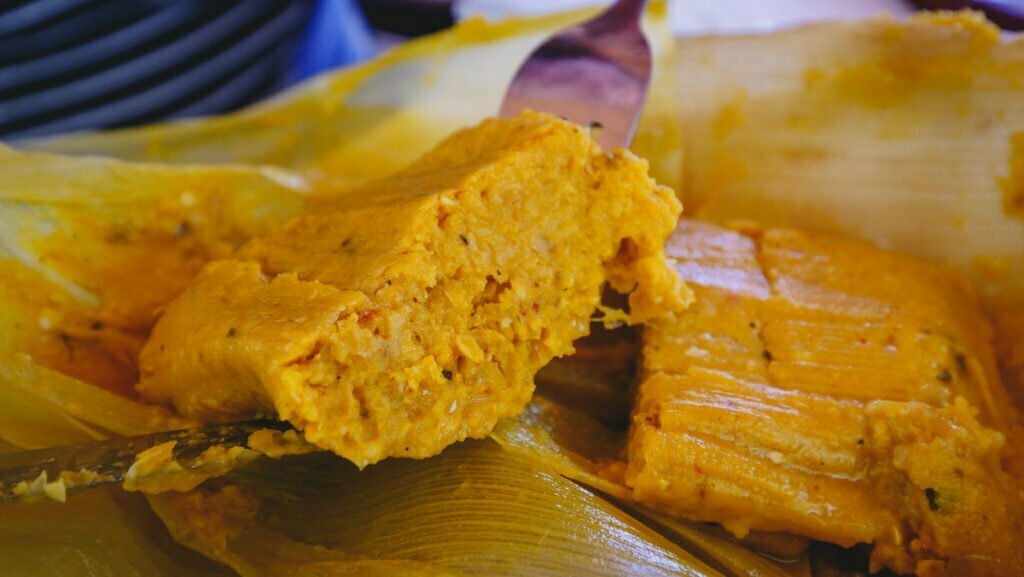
[499,0,651,150]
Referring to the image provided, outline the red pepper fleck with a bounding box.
[358,309,381,324]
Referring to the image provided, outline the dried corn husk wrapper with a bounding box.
[671,11,1024,399]
[0,5,1021,576]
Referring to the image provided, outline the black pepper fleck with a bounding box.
[954,353,967,373]
[925,488,940,511]
[57,331,74,359]
[336,237,354,253]
[857,438,865,446]
[762,350,774,361]
[442,369,453,380]
[226,328,237,337]
[459,234,469,245]
[937,369,952,383]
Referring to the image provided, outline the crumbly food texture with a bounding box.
[139,112,687,468]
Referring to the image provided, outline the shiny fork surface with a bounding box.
[499,0,650,150]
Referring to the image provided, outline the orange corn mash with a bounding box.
[139,112,687,468]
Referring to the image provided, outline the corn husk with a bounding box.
[0,354,185,443]
[676,12,1024,299]
[0,356,736,576]
[640,512,811,577]
[148,440,720,577]
[0,146,310,395]
[0,486,232,576]
[0,351,195,528]
[492,394,627,492]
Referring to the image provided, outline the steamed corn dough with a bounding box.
[140,112,686,467]
[627,220,1024,576]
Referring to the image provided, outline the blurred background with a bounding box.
[0,0,1019,141]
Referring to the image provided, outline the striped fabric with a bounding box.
[0,0,374,140]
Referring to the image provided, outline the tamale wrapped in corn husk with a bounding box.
[673,11,1024,403]
[0,6,1023,577]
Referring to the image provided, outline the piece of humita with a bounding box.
[139,112,687,468]
[627,220,1024,577]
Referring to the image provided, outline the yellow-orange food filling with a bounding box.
[139,112,687,468]
[627,220,1024,576]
